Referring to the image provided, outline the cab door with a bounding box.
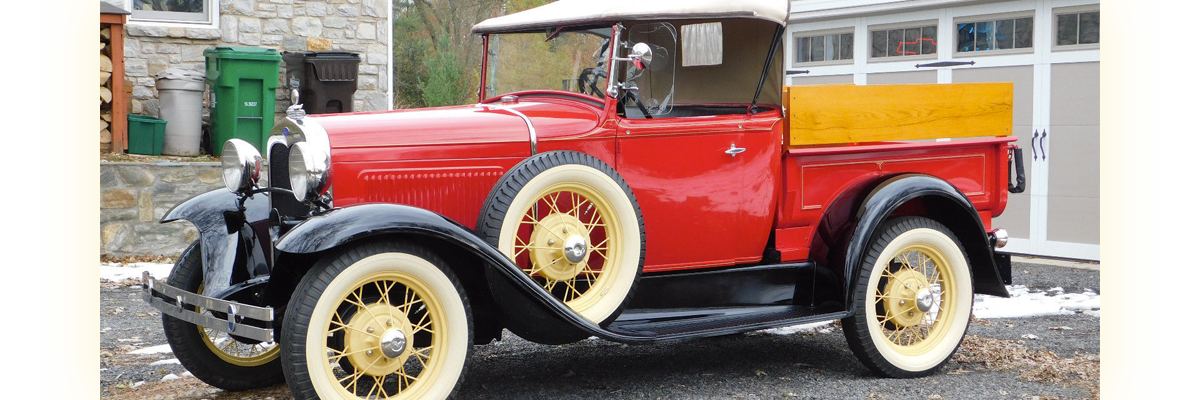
[615,115,754,272]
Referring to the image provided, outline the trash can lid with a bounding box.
[203,46,282,61]
[283,51,361,60]
[156,68,206,82]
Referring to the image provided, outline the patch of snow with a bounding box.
[1021,334,1040,340]
[972,285,1099,319]
[130,344,173,355]
[150,358,181,366]
[161,374,180,382]
[131,381,145,388]
[100,262,173,282]
[182,371,193,378]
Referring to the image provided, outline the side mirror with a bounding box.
[621,42,653,70]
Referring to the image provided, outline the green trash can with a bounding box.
[204,47,281,154]
[127,114,166,155]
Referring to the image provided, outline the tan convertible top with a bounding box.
[472,0,789,34]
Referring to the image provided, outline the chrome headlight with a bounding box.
[288,141,331,202]
[221,139,262,194]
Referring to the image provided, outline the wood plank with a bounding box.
[787,83,1013,146]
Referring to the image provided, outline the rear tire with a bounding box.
[842,217,974,378]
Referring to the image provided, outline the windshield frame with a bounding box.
[478,25,618,105]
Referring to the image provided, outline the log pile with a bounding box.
[100,27,114,152]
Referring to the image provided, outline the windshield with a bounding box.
[486,28,612,99]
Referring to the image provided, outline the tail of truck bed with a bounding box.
[774,83,1018,263]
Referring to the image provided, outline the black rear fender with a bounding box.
[810,174,1010,312]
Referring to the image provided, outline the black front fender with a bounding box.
[843,175,1010,307]
[161,189,272,297]
[274,204,658,344]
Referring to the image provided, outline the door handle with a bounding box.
[725,144,746,157]
[1038,130,1047,161]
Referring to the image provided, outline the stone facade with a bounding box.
[114,0,390,140]
[101,162,224,256]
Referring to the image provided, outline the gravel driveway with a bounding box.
[100,260,1099,399]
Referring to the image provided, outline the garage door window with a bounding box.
[793,31,853,65]
[957,16,1033,53]
[871,25,937,58]
[1055,10,1100,47]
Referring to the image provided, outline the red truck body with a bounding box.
[315,95,1013,274]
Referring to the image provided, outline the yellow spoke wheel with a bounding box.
[479,152,644,328]
[843,217,973,378]
[282,242,471,400]
[508,183,621,312]
[161,242,284,391]
[195,284,280,367]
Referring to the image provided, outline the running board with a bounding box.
[606,304,849,342]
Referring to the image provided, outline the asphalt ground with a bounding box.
[100,259,1100,399]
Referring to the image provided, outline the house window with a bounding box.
[794,32,853,64]
[129,0,214,24]
[957,16,1033,52]
[1056,10,1100,46]
[871,25,937,58]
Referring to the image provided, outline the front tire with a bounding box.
[842,217,974,378]
[281,241,472,400]
[161,242,284,391]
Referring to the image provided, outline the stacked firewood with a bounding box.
[100,26,114,152]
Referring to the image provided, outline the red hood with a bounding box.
[310,98,604,163]
[312,104,532,162]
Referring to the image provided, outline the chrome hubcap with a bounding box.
[379,329,407,359]
[563,235,588,263]
[914,288,934,312]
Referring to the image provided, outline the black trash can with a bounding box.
[282,51,361,114]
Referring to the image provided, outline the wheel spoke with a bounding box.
[570,192,582,218]
[413,346,433,369]
[339,353,382,389]
[368,375,386,398]
[566,278,583,299]
[522,216,565,240]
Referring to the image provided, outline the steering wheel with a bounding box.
[576,68,605,98]
[624,91,652,119]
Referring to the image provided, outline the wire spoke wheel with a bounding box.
[282,243,471,400]
[321,272,446,399]
[843,216,973,378]
[506,183,621,312]
[478,151,645,328]
[196,284,279,367]
[871,246,952,353]
[161,242,284,391]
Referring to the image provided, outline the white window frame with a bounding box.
[867,20,939,62]
[790,27,855,68]
[1051,5,1100,52]
[124,0,219,29]
[953,11,1036,57]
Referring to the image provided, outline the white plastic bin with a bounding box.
[155,68,206,156]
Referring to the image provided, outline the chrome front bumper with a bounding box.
[141,272,276,343]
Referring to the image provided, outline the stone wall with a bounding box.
[101,162,224,256]
[115,0,390,139]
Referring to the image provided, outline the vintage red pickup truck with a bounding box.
[141,1,1026,398]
